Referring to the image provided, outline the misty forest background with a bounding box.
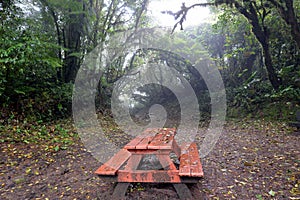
[0,0,299,137]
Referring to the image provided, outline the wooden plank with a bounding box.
[135,136,154,149]
[95,149,131,175]
[124,128,159,149]
[188,143,203,177]
[158,129,176,149]
[148,128,176,149]
[123,137,144,149]
[160,128,176,149]
[135,129,157,149]
[140,128,161,138]
[147,131,165,149]
[179,143,203,177]
[98,175,200,183]
[118,170,181,183]
[179,143,191,176]
[127,149,156,154]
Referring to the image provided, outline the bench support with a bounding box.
[173,184,193,200]
[112,183,130,200]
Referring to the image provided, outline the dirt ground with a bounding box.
[1,120,299,199]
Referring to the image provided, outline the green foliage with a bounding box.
[195,2,300,119]
[0,0,299,122]
[0,0,150,120]
[227,80,300,120]
[0,1,69,121]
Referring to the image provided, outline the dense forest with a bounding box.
[0,0,299,199]
[0,0,299,121]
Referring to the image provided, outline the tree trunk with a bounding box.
[50,10,63,82]
[39,0,64,81]
[64,19,81,83]
[261,42,281,90]
[63,1,84,83]
[253,29,281,90]
[268,0,300,49]
[234,1,282,90]
[282,0,300,48]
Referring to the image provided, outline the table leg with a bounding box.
[156,152,194,199]
[173,183,193,200]
[156,153,177,170]
[112,154,143,198]
[112,183,130,199]
[125,154,143,170]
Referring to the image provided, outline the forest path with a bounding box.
[0,120,299,199]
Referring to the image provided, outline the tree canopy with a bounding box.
[0,0,299,121]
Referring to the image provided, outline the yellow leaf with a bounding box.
[26,168,31,174]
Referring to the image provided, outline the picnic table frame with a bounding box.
[95,128,203,199]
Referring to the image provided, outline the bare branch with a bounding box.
[162,2,215,33]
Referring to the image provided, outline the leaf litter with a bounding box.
[0,118,299,199]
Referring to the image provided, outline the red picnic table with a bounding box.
[95,128,203,199]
